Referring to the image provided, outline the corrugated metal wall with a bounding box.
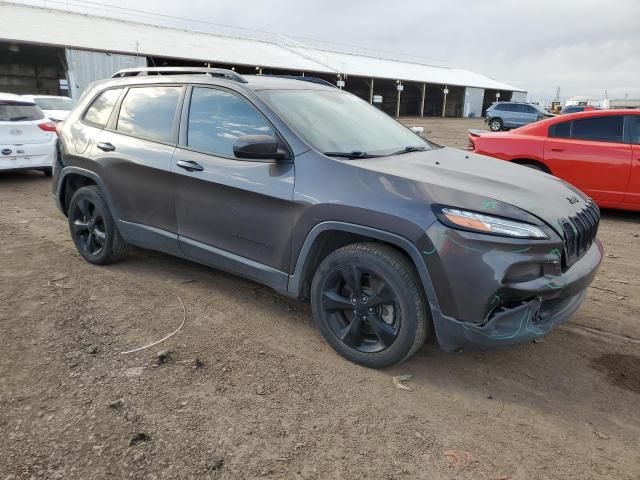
[65,48,146,99]
[463,87,484,118]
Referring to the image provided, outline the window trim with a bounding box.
[178,84,292,163]
[548,115,630,144]
[104,84,187,146]
[80,87,126,129]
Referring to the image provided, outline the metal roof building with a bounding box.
[0,0,526,117]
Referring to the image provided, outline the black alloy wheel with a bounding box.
[321,264,400,353]
[70,196,107,258]
[311,243,429,368]
[67,185,128,265]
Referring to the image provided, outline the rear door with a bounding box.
[172,86,296,280]
[90,85,185,254]
[544,115,632,203]
[521,105,539,126]
[626,115,640,205]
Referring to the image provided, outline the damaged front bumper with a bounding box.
[419,223,603,351]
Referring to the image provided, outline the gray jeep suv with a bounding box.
[485,101,553,131]
[53,68,602,368]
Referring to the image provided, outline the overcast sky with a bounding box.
[50,0,640,102]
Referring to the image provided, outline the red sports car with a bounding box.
[468,109,640,211]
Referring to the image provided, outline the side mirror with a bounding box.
[233,135,286,160]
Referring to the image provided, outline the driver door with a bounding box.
[172,86,296,287]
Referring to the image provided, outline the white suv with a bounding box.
[0,93,57,176]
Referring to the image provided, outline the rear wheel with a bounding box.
[489,118,503,131]
[68,185,127,265]
[310,243,429,368]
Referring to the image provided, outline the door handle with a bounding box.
[551,147,564,152]
[176,160,204,172]
[96,142,116,152]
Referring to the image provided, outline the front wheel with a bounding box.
[310,243,429,368]
[68,185,128,265]
[489,118,503,131]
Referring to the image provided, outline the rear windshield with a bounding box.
[0,102,45,122]
[34,97,75,111]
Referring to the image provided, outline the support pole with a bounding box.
[369,78,374,104]
[442,85,448,118]
[420,83,426,117]
[396,81,402,118]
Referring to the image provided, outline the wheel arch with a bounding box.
[57,167,113,217]
[510,158,552,174]
[287,222,441,314]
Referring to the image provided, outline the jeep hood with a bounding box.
[348,147,588,235]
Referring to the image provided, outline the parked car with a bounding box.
[1,93,57,176]
[22,95,76,122]
[560,105,598,114]
[469,109,640,211]
[485,102,554,131]
[52,68,602,367]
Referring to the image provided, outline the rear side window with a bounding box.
[549,121,571,138]
[187,87,275,157]
[631,116,640,144]
[84,89,122,127]
[572,116,624,142]
[116,86,182,143]
[0,102,44,122]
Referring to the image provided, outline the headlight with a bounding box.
[438,207,548,239]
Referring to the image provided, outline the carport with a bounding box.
[0,41,68,95]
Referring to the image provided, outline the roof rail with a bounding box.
[111,67,248,83]
[262,75,337,88]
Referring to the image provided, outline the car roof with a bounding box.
[0,92,36,104]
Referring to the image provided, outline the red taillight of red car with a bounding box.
[38,121,58,132]
[467,137,475,151]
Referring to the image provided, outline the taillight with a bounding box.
[467,137,475,151]
[38,121,58,132]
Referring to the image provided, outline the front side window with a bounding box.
[84,89,122,127]
[259,89,431,155]
[571,116,624,142]
[187,87,274,157]
[116,86,182,143]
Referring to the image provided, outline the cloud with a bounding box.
[89,0,640,100]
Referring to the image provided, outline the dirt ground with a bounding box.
[1,118,639,480]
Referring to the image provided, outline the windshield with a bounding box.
[259,89,432,155]
[34,97,75,111]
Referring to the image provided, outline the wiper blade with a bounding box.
[323,151,381,159]
[389,145,428,156]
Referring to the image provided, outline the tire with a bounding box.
[42,167,52,177]
[489,118,503,131]
[68,185,128,265]
[310,242,429,368]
